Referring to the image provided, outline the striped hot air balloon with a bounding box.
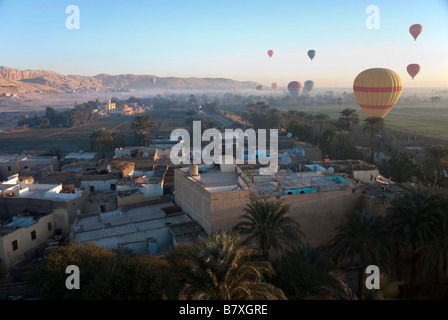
[353,68,402,119]
[407,64,420,80]
[287,81,303,96]
[409,24,423,41]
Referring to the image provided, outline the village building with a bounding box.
[0,155,59,181]
[174,158,363,248]
[71,198,206,256]
[0,209,69,275]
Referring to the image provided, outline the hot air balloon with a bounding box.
[271,82,278,90]
[407,64,420,80]
[409,24,423,41]
[353,68,402,118]
[287,81,303,96]
[256,85,265,90]
[152,78,156,86]
[304,80,314,92]
[307,50,316,61]
[267,50,274,58]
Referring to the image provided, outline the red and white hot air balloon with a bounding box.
[409,24,423,41]
[407,64,420,80]
[287,81,303,96]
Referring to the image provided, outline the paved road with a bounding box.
[205,113,233,127]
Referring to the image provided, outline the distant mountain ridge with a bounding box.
[0,66,258,93]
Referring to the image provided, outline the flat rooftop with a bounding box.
[241,167,359,197]
[73,202,202,251]
[177,166,247,193]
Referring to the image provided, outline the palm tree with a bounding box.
[363,116,385,164]
[362,274,402,300]
[315,113,330,137]
[177,232,286,300]
[131,114,156,146]
[423,145,448,186]
[338,108,359,132]
[90,128,123,158]
[419,190,448,298]
[386,189,437,298]
[330,210,391,299]
[272,245,355,299]
[233,198,303,260]
[337,97,344,112]
[330,132,359,160]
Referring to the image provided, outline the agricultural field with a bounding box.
[273,103,448,143]
[0,115,144,155]
[0,113,191,155]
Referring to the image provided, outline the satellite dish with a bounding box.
[281,155,291,165]
[287,133,292,138]
[328,167,334,174]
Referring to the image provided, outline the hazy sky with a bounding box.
[1,0,447,88]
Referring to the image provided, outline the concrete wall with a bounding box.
[0,162,19,181]
[52,188,90,224]
[0,198,54,219]
[175,170,363,248]
[80,179,118,191]
[209,190,251,233]
[174,170,212,233]
[353,169,379,184]
[280,187,362,247]
[362,194,391,217]
[117,192,160,207]
[0,210,69,274]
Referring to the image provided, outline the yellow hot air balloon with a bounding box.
[353,68,402,118]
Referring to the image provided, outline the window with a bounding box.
[90,186,94,192]
[31,230,37,240]
[111,184,116,191]
[7,166,11,171]
[12,240,18,251]
[48,222,52,231]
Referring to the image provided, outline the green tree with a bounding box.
[286,119,314,143]
[337,97,344,112]
[363,116,385,164]
[330,210,391,299]
[315,113,330,137]
[27,243,169,299]
[363,274,402,300]
[386,189,437,298]
[272,245,354,300]
[233,198,303,260]
[319,129,335,156]
[387,153,424,183]
[131,114,156,146]
[174,232,286,300]
[330,132,359,160]
[419,190,448,298]
[90,128,123,158]
[423,145,448,186]
[338,108,359,132]
[41,146,62,160]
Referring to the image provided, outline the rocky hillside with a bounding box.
[0,66,258,93]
